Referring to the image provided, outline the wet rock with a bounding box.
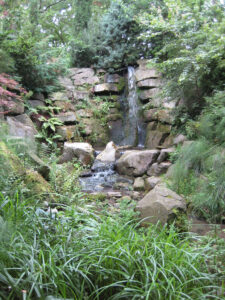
[136,184,186,225]
[94,83,119,94]
[116,150,160,177]
[145,176,161,192]
[147,162,172,176]
[59,142,94,166]
[96,141,117,162]
[91,160,115,172]
[133,177,145,191]
[54,112,77,124]
[80,170,93,177]
[157,148,174,163]
[137,78,161,88]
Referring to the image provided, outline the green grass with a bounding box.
[0,192,223,299]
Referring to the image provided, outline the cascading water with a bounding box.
[122,66,146,147]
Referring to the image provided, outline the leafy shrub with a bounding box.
[3,34,68,93]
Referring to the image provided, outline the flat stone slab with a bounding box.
[94,83,119,94]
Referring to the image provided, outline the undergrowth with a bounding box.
[0,192,224,299]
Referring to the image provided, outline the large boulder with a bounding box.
[58,142,94,166]
[116,150,159,176]
[136,184,186,225]
[157,148,174,163]
[96,141,117,162]
[6,114,38,144]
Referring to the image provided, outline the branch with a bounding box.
[41,0,67,13]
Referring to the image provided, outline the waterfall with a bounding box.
[123,66,145,147]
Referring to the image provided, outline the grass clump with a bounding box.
[0,191,223,299]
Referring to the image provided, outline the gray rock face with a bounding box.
[6,114,37,143]
[54,112,77,124]
[94,83,119,94]
[147,162,172,176]
[173,134,187,145]
[58,142,94,166]
[135,68,159,82]
[136,184,186,225]
[70,68,99,86]
[133,177,145,191]
[116,150,160,176]
[137,78,161,88]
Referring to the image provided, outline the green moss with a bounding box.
[117,77,126,92]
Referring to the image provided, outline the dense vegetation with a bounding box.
[0,0,225,298]
[0,131,224,299]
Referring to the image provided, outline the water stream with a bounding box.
[80,67,146,192]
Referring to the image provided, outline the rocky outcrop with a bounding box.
[96,141,117,162]
[116,150,159,176]
[59,142,94,166]
[136,184,186,225]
